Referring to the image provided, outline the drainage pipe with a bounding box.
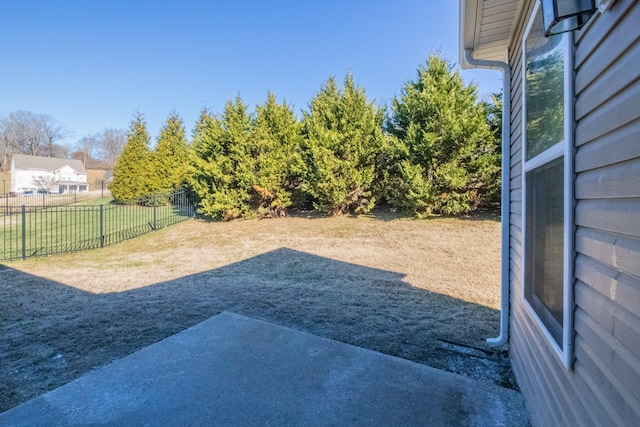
[462,49,511,347]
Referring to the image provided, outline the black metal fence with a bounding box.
[0,189,196,261]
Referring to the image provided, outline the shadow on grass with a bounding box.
[0,248,515,412]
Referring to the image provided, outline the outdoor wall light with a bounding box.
[540,0,597,36]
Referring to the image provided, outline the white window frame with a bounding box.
[597,0,615,12]
[521,0,574,370]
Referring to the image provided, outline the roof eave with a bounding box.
[459,0,523,67]
[459,0,479,69]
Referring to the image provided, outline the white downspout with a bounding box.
[462,49,511,347]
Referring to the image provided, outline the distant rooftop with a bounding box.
[12,154,87,174]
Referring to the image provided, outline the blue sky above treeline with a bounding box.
[0,0,501,145]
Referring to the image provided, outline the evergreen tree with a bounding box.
[188,98,254,220]
[301,73,385,215]
[250,92,302,217]
[525,49,564,158]
[188,109,227,216]
[153,111,189,194]
[111,112,154,201]
[484,92,502,139]
[386,54,500,216]
[481,92,503,206]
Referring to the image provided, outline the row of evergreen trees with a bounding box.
[111,54,501,219]
[109,111,188,200]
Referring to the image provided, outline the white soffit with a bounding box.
[460,0,523,64]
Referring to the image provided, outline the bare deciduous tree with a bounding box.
[0,118,19,170]
[77,133,99,168]
[99,128,126,169]
[7,111,45,156]
[33,175,60,192]
[50,144,70,159]
[41,115,71,157]
[0,111,70,164]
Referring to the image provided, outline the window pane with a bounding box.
[525,13,565,160]
[525,156,564,347]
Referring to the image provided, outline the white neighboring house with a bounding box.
[10,154,88,194]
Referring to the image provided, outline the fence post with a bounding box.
[101,181,104,198]
[99,204,104,247]
[21,205,26,260]
[153,194,157,230]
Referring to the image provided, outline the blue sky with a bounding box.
[0,0,501,148]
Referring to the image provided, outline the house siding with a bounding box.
[508,0,640,426]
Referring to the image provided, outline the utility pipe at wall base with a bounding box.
[462,49,511,347]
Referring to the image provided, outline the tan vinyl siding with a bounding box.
[504,4,549,425]
[575,158,640,199]
[508,0,640,425]
[575,78,640,145]
[576,199,640,236]
[576,227,640,282]
[575,119,640,172]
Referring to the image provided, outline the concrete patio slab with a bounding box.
[0,312,529,426]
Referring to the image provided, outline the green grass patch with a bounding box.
[69,197,116,206]
[0,202,194,260]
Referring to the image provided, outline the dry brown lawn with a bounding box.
[0,209,515,412]
[0,171,10,193]
[86,169,106,184]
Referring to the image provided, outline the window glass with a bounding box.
[523,3,570,356]
[525,12,565,160]
[525,157,564,347]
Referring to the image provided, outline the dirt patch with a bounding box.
[0,209,516,412]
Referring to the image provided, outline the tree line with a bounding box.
[73,129,127,170]
[0,111,127,171]
[0,111,70,169]
[111,54,501,218]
